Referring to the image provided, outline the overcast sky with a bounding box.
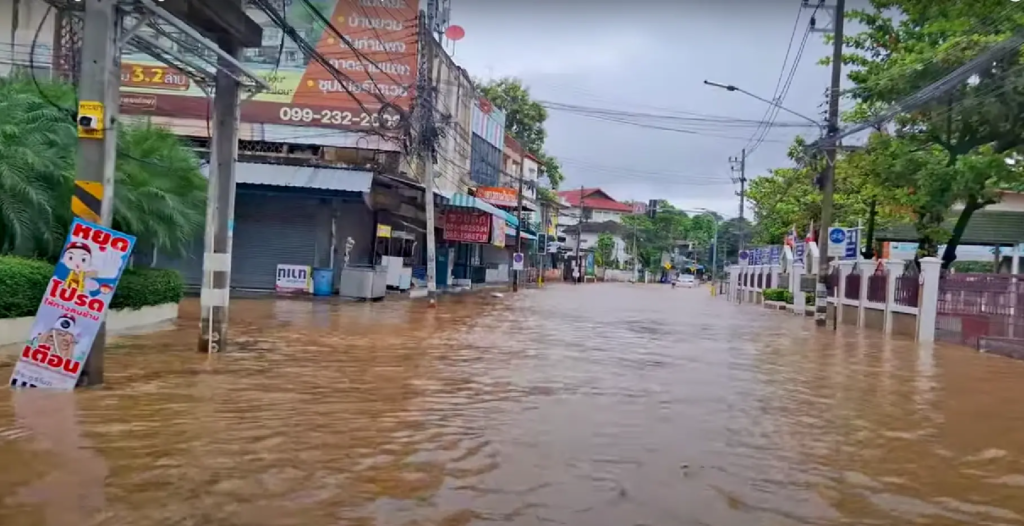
[448,0,868,218]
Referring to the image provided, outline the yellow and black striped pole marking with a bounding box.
[71,181,103,223]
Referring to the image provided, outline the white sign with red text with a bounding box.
[9,219,136,390]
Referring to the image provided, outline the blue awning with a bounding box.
[448,193,506,218]
[502,210,519,229]
[505,229,537,240]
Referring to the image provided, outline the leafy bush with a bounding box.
[805,292,815,305]
[951,261,995,274]
[0,257,55,318]
[109,267,184,310]
[0,256,183,318]
[762,288,789,302]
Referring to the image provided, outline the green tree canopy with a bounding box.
[0,75,207,259]
[476,77,564,189]
[745,137,895,245]
[594,232,615,268]
[838,0,1024,265]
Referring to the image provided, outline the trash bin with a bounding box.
[312,268,333,296]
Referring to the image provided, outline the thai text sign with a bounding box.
[444,210,490,243]
[276,264,313,293]
[118,0,420,131]
[476,186,518,207]
[9,219,136,390]
[491,215,506,247]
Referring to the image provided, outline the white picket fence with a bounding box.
[726,256,943,342]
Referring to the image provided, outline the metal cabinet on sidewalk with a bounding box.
[338,265,388,299]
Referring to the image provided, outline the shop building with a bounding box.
[557,188,633,258]
[139,161,378,291]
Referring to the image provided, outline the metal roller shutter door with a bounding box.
[162,236,204,287]
[231,191,322,290]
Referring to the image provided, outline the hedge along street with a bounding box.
[0,257,184,319]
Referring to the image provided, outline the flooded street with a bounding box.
[2,283,1024,525]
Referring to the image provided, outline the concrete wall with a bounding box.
[0,303,179,346]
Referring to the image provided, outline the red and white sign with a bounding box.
[476,186,518,207]
[444,210,490,243]
[9,219,136,390]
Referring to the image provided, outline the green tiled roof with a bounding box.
[876,210,1024,245]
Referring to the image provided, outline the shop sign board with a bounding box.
[491,215,506,247]
[475,186,518,207]
[444,210,490,243]
[118,0,420,131]
[276,264,313,293]
[376,224,392,238]
[9,219,136,390]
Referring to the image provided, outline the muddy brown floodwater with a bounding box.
[2,284,1024,525]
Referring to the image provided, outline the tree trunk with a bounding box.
[941,198,981,269]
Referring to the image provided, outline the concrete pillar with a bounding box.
[770,264,781,291]
[885,259,905,335]
[838,260,855,325]
[792,260,806,314]
[918,257,942,342]
[858,261,870,327]
[789,259,800,299]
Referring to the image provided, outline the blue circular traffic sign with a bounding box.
[739,250,749,260]
[829,228,846,244]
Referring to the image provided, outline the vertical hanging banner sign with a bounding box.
[9,219,136,390]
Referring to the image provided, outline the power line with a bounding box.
[743,0,806,155]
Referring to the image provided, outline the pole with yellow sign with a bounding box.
[72,0,121,386]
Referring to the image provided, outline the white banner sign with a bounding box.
[275,264,312,293]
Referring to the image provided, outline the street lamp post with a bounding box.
[702,80,825,134]
[703,80,831,310]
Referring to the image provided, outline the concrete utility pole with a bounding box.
[537,203,547,286]
[73,0,121,387]
[575,185,585,284]
[814,0,846,327]
[729,148,747,258]
[198,29,243,352]
[511,167,525,291]
[730,149,746,304]
[632,221,639,283]
[418,14,439,305]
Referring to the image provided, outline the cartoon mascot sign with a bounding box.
[9,219,136,390]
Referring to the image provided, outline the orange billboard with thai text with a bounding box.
[118,0,419,131]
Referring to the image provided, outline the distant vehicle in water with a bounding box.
[675,274,696,288]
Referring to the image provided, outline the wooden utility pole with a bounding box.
[73,0,121,386]
[814,0,846,327]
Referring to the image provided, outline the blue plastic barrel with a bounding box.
[312,268,333,296]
